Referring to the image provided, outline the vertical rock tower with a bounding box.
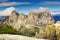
[26,7,54,27]
[2,7,54,29]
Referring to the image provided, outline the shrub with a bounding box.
[0,25,19,34]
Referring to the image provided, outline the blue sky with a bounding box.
[2,0,60,2]
[0,0,60,15]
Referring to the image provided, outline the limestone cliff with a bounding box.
[3,11,17,26]
[18,13,25,21]
[25,11,54,27]
[2,8,54,30]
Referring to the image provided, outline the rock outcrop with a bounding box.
[2,7,54,30]
[26,11,54,27]
[18,13,25,21]
[3,11,17,26]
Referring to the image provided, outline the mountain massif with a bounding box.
[0,7,54,30]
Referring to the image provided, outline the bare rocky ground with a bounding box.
[0,34,49,40]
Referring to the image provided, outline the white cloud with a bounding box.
[51,10,60,15]
[38,1,60,5]
[31,7,60,15]
[0,0,7,2]
[0,7,15,16]
[0,2,31,7]
[31,7,49,13]
[39,7,49,12]
[0,6,60,16]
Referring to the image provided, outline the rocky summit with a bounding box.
[26,11,54,27]
[1,7,54,30]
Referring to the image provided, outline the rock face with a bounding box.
[3,11,17,26]
[25,10,54,27]
[13,13,25,30]
[18,13,25,21]
[2,7,54,30]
